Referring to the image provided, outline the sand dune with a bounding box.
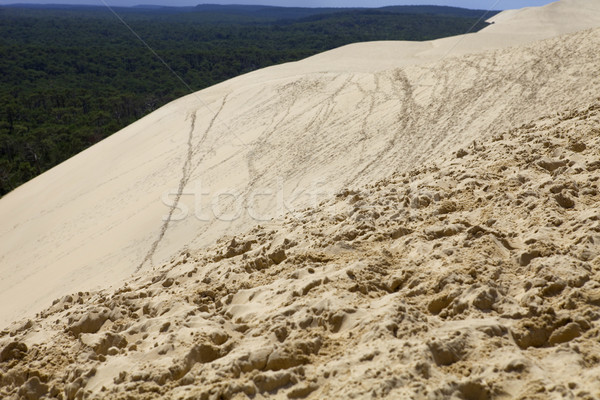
[1,0,600,330]
[1,0,600,398]
[2,79,599,400]
[279,0,600,73]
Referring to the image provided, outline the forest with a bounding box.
[0,4,496,195]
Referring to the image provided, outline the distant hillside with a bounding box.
[189,4,499,21]
[380,5,498,18]
[4,4,498,20]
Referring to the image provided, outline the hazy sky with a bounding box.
[0,0,557,11]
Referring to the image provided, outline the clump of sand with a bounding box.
[2,97,599,399]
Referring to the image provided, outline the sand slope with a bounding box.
[1,0,600,333]
[1,87,599,400]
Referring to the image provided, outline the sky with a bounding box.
[0,0,558,10]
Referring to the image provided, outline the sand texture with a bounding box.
[2,96,600,400]
[1,0,600,398]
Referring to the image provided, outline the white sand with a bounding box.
[1,0,600,331]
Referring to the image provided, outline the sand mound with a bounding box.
[1,0,600,329]
[2,96,599,399]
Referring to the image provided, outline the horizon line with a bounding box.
[0,3,498,11]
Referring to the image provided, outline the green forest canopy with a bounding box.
[0,4,497,196]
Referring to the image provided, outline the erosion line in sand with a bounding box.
[191,94,230,175]
[137,112,197,271]
[141,94,231,271]
[97,0,249,150]
[410,0,503,102]
[349,70,419,184]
